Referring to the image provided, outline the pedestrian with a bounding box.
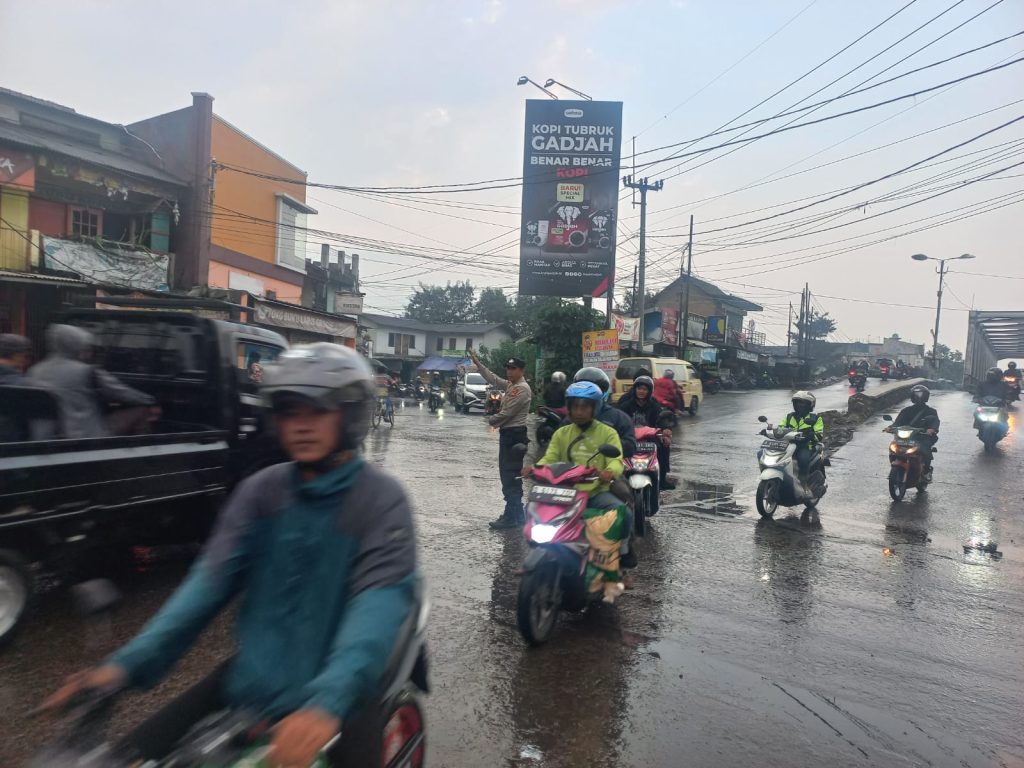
[27,324,158,438]
[467,349,533,529]
[0,333,31,383]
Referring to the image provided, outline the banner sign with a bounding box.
[612,313,640,342]
[705,315,726,344]
[518,100,624,297]
[642,308,679,345]
[582,329,619,372]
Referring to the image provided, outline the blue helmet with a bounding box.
[565,380,604,403]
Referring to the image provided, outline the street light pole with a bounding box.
[911,252,975,369]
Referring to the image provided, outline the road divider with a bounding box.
[820,378,932,456]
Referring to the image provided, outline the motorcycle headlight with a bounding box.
[631,458,651,471]
[906,447,917,454]
[889,443,898,453]
[762,454,790,467]
[977,413,998,422]
[531,524,558,543]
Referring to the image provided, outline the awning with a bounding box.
[417,355,472,372]
[253,297,356,339]
[42,236,169,291]
[0,268,87,287]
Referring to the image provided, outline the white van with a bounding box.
[612,357,703,415]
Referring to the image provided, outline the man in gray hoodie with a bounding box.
[27,324,156,439]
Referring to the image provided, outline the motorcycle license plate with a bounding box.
[895,438,914,447]
[762,439,788,451]
[636,441,658,453]
[528,486,577,504]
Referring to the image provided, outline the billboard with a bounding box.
[706,316,726,344]
[582,329,620,372]
[518,100,624,297]
[612,313,640,342]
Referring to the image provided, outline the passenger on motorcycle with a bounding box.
[885,384,939,479]
[543,370,568,409]
[41,344,419,768]
[779,391,825,480]
[653,369,684,412]
[616,375,676,490]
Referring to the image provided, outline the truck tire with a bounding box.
[0,549,33,647]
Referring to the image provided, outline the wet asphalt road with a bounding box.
[2,384,1022,767]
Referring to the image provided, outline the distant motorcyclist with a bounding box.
[653,369,684,412]
[855,360,869,374]
[779,391,825,481]
[617,375,676,490]
[543,371,567,410]
[975,367,1008,402]
[41,344,419,768]
[1005,361,1021,401]
[885,384,939,480]
[1006,361,1021,382]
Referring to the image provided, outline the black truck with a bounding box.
[0,308,289,644]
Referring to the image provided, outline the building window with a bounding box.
[436,337,443,352]
[409,335,416,349]
[388,332,396,348]
[70,208,100,237]
[448,337,456,350]
[466,337,473,349]
[275,194,316,273]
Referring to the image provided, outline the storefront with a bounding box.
[250,295,357,347]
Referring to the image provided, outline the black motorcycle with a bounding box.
[414,382,427,401]
[534,405,566,450]
[428,386,445,413]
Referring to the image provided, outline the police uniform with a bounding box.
[477,357,533,525]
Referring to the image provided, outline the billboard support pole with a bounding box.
[680,215,694,362]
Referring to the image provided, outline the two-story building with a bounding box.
[651,275,764,369]
[0,87,190,347]
[360,313,513,380]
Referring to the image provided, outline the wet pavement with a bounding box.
[2,387,1022,767]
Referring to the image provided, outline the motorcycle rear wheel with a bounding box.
[755,479,780,518]
[517,561,561,647]
[888,467,907,502]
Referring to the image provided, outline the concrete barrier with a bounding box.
[847,377,931,419]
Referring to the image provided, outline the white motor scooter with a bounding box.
[754,415,827,518]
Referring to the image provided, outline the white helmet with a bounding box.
[792,390,816,410]
[551,371,567,383]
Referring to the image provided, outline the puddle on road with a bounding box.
[660,480,747,518]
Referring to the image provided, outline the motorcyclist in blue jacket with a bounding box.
[42,344,419,768]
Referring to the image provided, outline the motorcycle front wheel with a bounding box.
[633,486,648,536]
[888,466,907,502]
[517,560,561,647]
[755,479,780,518]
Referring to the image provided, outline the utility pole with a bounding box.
[678,215,695,361]
[787,301,793,356]
[622,175,664,349]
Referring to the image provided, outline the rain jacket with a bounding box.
[779,411,824,444]
[893,403,940,430]
[108,459,418,721]
[616,391,668,430]
[539,419,624,494]
[653,376,683,411]
[26,324,154,439]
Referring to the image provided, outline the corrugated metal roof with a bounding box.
[0,268,87,286]
[0,121,187,186]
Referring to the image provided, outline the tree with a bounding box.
[405,281,476,324]
[615,288,656,317]
[804,310,837,341]
[478,339,536,382]
[933,343,964,382]
[474,287,515,328]
[532,301,606,377]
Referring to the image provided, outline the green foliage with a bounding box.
[933,343,964,381]
[475,287,515,328]
[533,301,606,376]
[405,281,476,324]
[478,339,537,380]
[790,310,837,343]
[615,287,656,317]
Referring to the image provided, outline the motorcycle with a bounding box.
[974,396,1009,452]
[414,382,427,401]
[427,386,445,413]
[534,405,566,451]
[881,414,933,501]
[624,426,661,536]
[880,364,890,382]
[483,387,503,416]
[1002,374,1021,403]
[517,444,624,646]
[701,373,722,394]
[754,415,827,518]
[848,369,867,392]
[31,582,430,768]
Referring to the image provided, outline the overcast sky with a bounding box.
[3,0,1022,351]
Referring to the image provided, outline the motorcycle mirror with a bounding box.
[882,414,893,421]
[598,444,621,458]
[757,415,768,423]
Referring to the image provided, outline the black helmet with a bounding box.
[574,367,610,393]
[262,343,375,449]
[986,367,1002,384]
[633,375,655,393]
[1008,361,1017,370]
[910,384,930,404]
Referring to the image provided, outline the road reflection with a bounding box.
[753,517,823,629]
